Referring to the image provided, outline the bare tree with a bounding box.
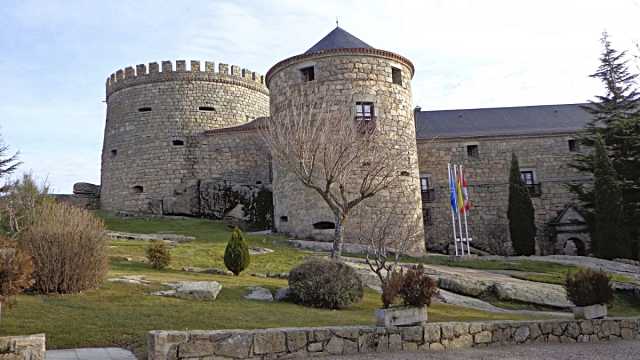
[260,99,410,258]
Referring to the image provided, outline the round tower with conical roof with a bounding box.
[266,27,425,254]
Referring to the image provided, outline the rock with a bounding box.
[253,330,286,355]
[249,247,274,255]
[474,331,492,344]
[154,281,222,300]
[274,287,290,301]
[182,266,233,276]
[514,326,530,343]
[107,231,195,243]
[244,287,273,301]
[108,275,150,285]
[73,182,100,196]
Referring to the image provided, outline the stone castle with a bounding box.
[98,27,592,255]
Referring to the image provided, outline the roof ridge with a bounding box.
[418,103,589,113]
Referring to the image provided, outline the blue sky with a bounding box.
[1,0,639,193]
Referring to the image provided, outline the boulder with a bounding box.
[244,286,273,301]
[155,281,223,300]
[274,287,291,301]
[73,182,100,196]
[249,247,274,256]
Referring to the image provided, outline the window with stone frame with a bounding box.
[300,66,315,82]
[420,175,435,202]
[520,170,542,197]
[520,171,535,185]
[392,67,402,85]
[568,139,579,152]
[355,102,375,122]
[466,144,479,158]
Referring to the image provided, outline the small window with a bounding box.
[300,66,315,82]
[392,67,402,85]
[420,176,431,192]
[568,139,578,152]
[423,208,433,226]
[132,185,144,194]
[110,149,118,158]
[521,171,535,185]
[355,102,375,122]
[420,175,435,202]
[138,107,152,112]
[280,216,288,222]
[466,145,479,158]
[199,106,216,112]
[313,221,335,230]
[400,171,410,176]
[172,140,185,146]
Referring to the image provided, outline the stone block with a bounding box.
[424,324,441,343]
[446,334,473,349]
[253,331,286,355]
[565,322,580,338]
[286,330,307,352]
[429,342,445,351]
[403,342,418,351]
[307,342,323,352]
[388,334,402,352]
[325,337,344,355]
[213,333,252,358]
[474,331,492,344]
[579,320,594,335]
[514,326,530,343]
[400,326,423,342]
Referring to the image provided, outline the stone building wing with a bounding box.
[415,103,591,139]
[305,26,373,54]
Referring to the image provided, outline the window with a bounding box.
[172,140,185,146]
[138,107,152,112]
[392,67,402,85]
[568,139,578,152]
[280,216,288,222]
[313,221,335,230]
[199,106,216,112]
[355,102,375,122]
[420,175,435,202]
[423,208,433,226]
[110,149,117,158]
[132,185,144,194]
[466,144,479,158]
[300,66,315,82]
[400,171,410,176]
[520,171,535,185]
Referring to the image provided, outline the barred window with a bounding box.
[355,102,375,121]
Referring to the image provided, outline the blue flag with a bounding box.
[449,167,458,212]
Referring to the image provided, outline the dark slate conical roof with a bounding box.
[305,26,373,54]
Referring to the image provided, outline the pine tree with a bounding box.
[224,227,251,276]
[0,134,20,181]
[591,136,628,259]
[508,153,536,255]
[569,33,640,259]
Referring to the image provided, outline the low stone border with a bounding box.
[0,334,46,360]
[148,317,640,359]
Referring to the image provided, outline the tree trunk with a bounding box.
[331,214,344,259]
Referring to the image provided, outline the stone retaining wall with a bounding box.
[0,334,45,360]
[148,318,640,360]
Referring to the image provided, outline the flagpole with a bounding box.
[461,165,472,256]
[454,165,466,256]
[448,163,459,256]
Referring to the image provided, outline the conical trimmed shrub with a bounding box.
[224,227,251,276]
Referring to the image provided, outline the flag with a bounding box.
[456,167,465,214]
[460,167,472,213]
[449,165,458,213]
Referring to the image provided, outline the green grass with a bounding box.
[0,214,548,357]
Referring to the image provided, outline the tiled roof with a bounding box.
[415,103,591,139]
[305,26,373,54]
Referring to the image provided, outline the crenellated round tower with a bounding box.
[101,60,269,213]
[266,27,425,254]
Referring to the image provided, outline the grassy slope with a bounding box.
[0,214,544,355]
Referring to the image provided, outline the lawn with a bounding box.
[0,214,547,357]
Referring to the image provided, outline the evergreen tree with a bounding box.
[508,153,536,255]
[224,227,251,276]
[591,136,628,259]
[0,134,20,181]
[569,33,640,259]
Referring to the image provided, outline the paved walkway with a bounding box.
[46,348,136,360]
[326,340,640,360]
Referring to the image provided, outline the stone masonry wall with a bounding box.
[267,50,425,254]
[0,334,45,360]
[101,60,269,214]
[416,133,590,254]
[148,318,640,360]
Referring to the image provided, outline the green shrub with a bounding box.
[146,241,171,270]
[0,236,33,308]
[0,173,51,234]
[19,202,107,294]
[565,268,613,306]
[398,265,439,307]
[224,227,250,276]
[288,258,363,309]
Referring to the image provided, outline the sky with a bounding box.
[0,0,639,193]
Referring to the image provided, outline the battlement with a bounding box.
[106,60,268,97]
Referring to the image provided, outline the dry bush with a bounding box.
[565,268,613,306]
[19,202,107,294]
[399,265,439,307]
[146,241,171,270]
[381,270,403,309]
[0,236,33,309]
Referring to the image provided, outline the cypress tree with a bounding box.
[224,227,251,276]
[592,136,628,259]
[569,33,640,259]
[508,153,536,255]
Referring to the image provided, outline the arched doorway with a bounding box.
[564,237,587,256]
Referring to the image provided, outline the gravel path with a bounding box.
[325,340,640,360]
